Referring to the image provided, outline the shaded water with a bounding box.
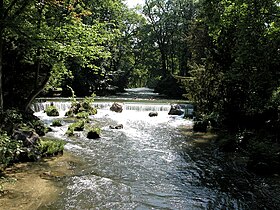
[33,88,280,210]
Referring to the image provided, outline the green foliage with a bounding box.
[68,85,77,105]
[45,62,73,93]
[45,105,59,117]
[76,111,89,119]
[65,90,97,118]
[66,120,86,136]
[0,132,22,170]
[1,0,120,109]
[182,0,280,130]
[38,138,65,157]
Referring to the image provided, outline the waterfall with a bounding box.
[31,101,72,112]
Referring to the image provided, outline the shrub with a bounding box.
[0,132,22,170]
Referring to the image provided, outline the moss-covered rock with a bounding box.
[65,120,85,136]
[65,101,97,118]
[51,120,63,127]
[87,127,101,139]
[45,106,59,117]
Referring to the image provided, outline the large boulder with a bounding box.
[110,102,123,113]
[12,129,40,147]
[168,104,184,115]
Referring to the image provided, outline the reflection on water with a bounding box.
[35,88,279,210]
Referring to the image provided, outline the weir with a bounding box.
[31,101,193,113]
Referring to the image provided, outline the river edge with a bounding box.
[0,151,84,210]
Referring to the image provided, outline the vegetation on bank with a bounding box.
[0,110,65,172]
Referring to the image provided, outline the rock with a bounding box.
[12,129,40,147]
[51,120,63,127]
[110,102,123,113]
[149,112,158,117]
[45,105,59,117]
[168,104,184,115]
[87,127,101,139]
[109,124,123,129]
[65,101,97,117]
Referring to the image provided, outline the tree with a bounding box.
[0,0,35,111]
[1,0,114,110]
[184,0,280,130]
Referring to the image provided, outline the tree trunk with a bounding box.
[160,47,167,77]
[0,30,3,112]
[0,0,4,112]
[24,73,50,112]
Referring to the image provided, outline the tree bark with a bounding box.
[0,0,3,111]
[24,73,50,112]
[0,30,3,112]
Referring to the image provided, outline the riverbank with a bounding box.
[0,151,83,210]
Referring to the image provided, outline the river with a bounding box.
[32,88,280,210]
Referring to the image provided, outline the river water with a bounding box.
[33,88,280,210]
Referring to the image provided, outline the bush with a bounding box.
[0,109,23,134]
[0,132,22,170]
[247,139,280,175]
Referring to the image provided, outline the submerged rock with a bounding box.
[110,102,123,113]
[109,124,123,129]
